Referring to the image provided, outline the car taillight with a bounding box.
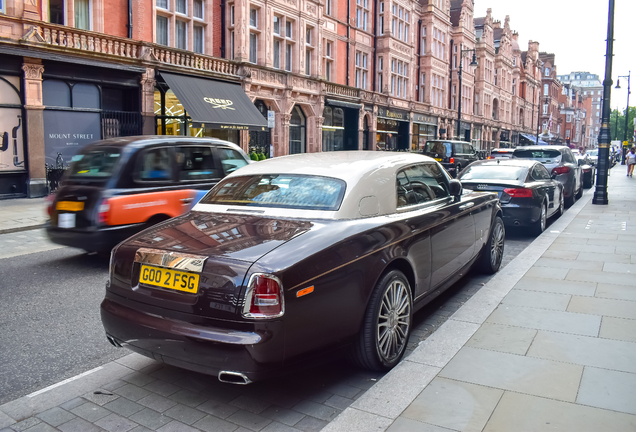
[487,156,495,160]
[45,194,55,217]
[98,199,111,224]
[450,157,455,164]
[552,166,571,176]
[503,188,534,198]
[243,274,284,319]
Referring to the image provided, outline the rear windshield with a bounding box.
[201,174,346,211]
[587,149,599,156]
[513,150,562,161]
[460,165,527,181]
[423,141,452,157]
[68,148,121,178]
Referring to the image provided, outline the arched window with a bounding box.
[289,105,306,154]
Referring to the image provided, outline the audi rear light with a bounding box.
[487,156,495,160]
[503,188,533,198]
[243,274,284,319]
[450,157,455,164]
[98,199,111,224]
[552,166,571,176]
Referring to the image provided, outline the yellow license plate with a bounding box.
[139,265,199,294]
[434,158,442,162]
[56,201,84,211]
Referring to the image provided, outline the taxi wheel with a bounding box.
[350,270,412,371]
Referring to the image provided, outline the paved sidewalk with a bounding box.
[0,198,48,234]
[325,170,636,431]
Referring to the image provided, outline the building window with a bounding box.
[306,27,312,46]
[250,7,257,27]
[156,0,168,9]
[230,4,234,25]
[289,106,306,154]
[324,41,333,81]
[433,27,445,60]
[194,0,203,19]
[326,0,332,15]
[484,59,493,83]
[355,51,368,89]
[543,104,548,115]
[512,78,516,95]
[156,15,169,45]
[543,83,549,95]
[176,0,186,14]
[176,20,186,49]
[74,0,91,30]
[49,0,65,23]
[0,0,4,13]
[285,20,293,38]
[419,72,425,101]
[193,25,204,53]
[285,43,292,72]
[494,68,498,86]
[545,67,550,76]
[390,59,408,98]
[451,85,456,110]
[421,26,426,54]
[356,0,369,31]
[392,5,408,42]
[249,33,257,63]
[230,31,235,60]
[306,50,311,75]
[566,113,572,123]
[273,16,281,35]
[432,73,444,108]
[305,27,313,76]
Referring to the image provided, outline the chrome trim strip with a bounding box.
[218,371,252,385]
[134,248,208,273]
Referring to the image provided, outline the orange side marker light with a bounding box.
[296,286,315,298]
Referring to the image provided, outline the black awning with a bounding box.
[160,72,269,131]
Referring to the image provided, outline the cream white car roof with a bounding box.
[194,151,440,219]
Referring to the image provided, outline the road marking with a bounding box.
[27,366,103,398]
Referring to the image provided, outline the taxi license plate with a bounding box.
[434,158,442,162]
[56,201,84,211]
[139,264,199,294]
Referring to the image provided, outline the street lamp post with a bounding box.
[593,0,615,205]
[615,72,630,164]
[456,44,478,141]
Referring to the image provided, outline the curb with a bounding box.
[323,187,595,432]
[0,224,46,236]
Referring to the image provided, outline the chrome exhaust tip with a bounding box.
[106,335,123,348]
[218,371,251,385]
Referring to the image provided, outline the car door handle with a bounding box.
[459,202,475,210]
[180,198,194,204]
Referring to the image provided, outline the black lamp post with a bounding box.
[456,44,478,141]
[615,72,630,164]
[593,0,615,205]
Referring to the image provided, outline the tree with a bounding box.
[611,106,636,142]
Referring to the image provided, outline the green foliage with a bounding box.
[610,106,636,142]
[258,152,267,161]
[249,152,259,161]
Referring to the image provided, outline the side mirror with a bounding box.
[449,179,462,200]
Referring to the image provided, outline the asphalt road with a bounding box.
[0,225,538,406]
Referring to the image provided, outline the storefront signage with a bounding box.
[203,98,235,110]
[43,111,101,166]
[267,110,275,128]
[377,107,408,121]
[413,113,438,126]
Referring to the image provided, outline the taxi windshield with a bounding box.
[201,174,346,211]
[69,148,121,178]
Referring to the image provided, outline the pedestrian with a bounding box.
[627,147,636,177]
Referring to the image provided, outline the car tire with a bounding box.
[476,216,505,274]
[350,270,413,372]
[565,186,575,207]
[575,183,584,199]
[555,191,565,218]
[532,202,547,236]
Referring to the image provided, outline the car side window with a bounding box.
[537,164,551,180]
[176,146,220,181]
[463,144,474,154]
[562,150,574,164]
[217,147,249,175]
[396,163,450,209]
[453,143,462,155]
[135,147,173,182]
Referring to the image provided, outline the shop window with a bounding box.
[73,83,100,109]
[157,16,169,45]
[43,80,71,108]
[322,106,345,152]
[49,0,65,25]
[289,106,306,154]
[75,0,91,30]
[136,148,173,181]
[176,146,219,180]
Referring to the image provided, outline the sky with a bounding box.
[473,0,635,113]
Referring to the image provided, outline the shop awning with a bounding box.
[160,72,268,131]
[520,133,549,146]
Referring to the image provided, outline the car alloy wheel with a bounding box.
[532,203,547,236]
[377,279,412,364]
[489,221,505,269]
[557,192,565,217]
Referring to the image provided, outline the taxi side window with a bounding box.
[217,148,249,175]
[176,146,220,181]
[136,148,173,181]
[397,163,450,208]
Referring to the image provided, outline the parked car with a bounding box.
[586,148,599,166]
[488,148,515,159]
[46,136,251,253]
[459,159,564,235]
[576,154,596,188]
[101,152,504,383]
[512,145,582,206]
[421,140,479,178]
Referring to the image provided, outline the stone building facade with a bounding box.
[0,0,547,198]
[557,71,603,146]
